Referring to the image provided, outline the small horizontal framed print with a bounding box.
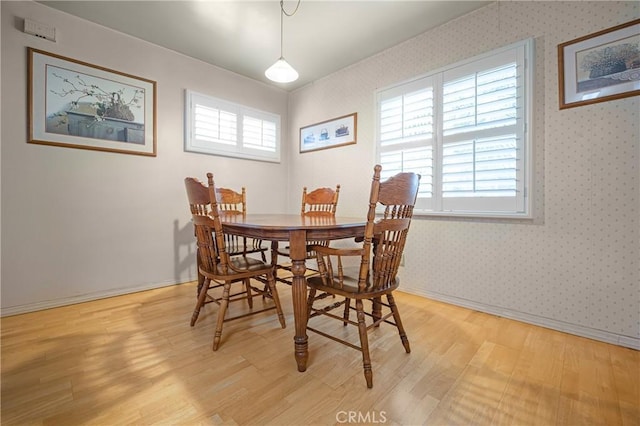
[300,112,357,153]
[28,48,157,156]
[558,19,640,109]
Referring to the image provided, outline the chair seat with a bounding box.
[203,256,273,282]
[225,256,272,273]
[307,271,399,299]
[223,233,268,262]
[273,244,316,257]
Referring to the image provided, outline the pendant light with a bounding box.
[265,0,300,83]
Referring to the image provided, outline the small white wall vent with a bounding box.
[24,18,56,42]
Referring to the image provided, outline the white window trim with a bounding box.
[184,90,281,163]
[376,39,534,219]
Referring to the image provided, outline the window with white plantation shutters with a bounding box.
[378,81,435,210]
[376,39,532,217]
[185,90,280,162]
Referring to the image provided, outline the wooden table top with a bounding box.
[220,213,366,241]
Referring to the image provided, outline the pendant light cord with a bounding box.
[279,0,301,57]
[281,0,301,17]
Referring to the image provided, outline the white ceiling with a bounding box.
[38,0,491,91]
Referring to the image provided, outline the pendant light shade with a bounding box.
[265,57,299,83]
[266,0,300,83]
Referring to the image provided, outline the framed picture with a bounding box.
[28,48,157,156]
[558,19,640,109]
[300,112,357,153]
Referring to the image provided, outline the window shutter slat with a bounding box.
[380,88,433,145]
[442,135,518,198]
[443,62,519,137]
[194,104,237,145]
[243,116,276,152]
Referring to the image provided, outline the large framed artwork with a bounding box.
[300,113,357,153]
[558,19,640,109]
[28,48,157,156]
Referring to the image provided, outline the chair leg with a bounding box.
[372,297,382,327]
[262,279,273,301]
[270,240,279,268]
[355,299,373,388]
[387,293,410,353]
[191,277,211,326]
[212,281,232,351]
[259,241,267,262]
[196,249,205,298]
[343,298,351,326]
[306,288,317,321]
[245,278,253,308]
[266,272,286,328]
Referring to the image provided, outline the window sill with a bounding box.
[413,210,533,221]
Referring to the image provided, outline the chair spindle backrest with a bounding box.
[357,165,420,292]
[184,174,231,275]
[184,176,211,216]
[301,185,340,216]
[215,187,246,216]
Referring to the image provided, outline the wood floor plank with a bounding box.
[1,281,638,425]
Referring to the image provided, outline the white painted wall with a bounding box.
[1,1,289,313]
[288,1,639,348]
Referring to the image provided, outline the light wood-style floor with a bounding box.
[2,281,638,425]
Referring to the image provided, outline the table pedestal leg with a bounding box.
[289,230,308,372]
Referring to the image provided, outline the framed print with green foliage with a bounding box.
[558,19,640,109]
[28,48,157,156]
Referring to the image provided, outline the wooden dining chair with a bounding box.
[270,184,340,285]
[305,165,420,388]
[184,173,214,297]
[184,181,268,296]
[185,174,286,351]
[299,185,341,216]
[215,186,268,262]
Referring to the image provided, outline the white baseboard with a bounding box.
[401,287,640,351]
[0,279,187,317]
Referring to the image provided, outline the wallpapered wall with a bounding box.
[288,2,639,348]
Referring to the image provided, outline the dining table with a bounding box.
[220,213,365,372]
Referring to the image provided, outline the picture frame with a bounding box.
[300,112,357,153]
[558,19,640,109]
[28,48,157,156]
